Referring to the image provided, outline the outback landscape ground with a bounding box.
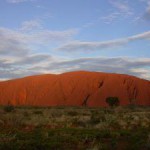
[0,105,150,150]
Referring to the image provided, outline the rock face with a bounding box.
[0,71,149,107]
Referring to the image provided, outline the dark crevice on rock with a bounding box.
[82,94,90,106]
[98,81,104,88]
[123,79,127,84]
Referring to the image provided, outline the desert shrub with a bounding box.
[23,111,30,117]
[3,105,15,113]
[50,110,62,118]
[71,118,87,127]
[33,110,43,115]
[106,97,119,107]
[67,111,78,116]
[103,108,115,114]
[90,113,100,125]
[2,114,24,126]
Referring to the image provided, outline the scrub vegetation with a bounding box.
[0,105,150,150]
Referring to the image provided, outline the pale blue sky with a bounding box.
[0,0,150,80]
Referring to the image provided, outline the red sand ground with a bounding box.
[0,71,149,107]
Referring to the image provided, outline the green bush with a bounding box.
[106,97,119,107]
[3,105,15,113]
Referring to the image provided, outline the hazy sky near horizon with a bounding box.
[0,0,150,80]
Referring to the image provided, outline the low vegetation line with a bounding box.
[0,105,149,150]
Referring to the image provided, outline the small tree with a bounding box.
[106,97,119,107]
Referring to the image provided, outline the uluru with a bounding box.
[0,71,149,107]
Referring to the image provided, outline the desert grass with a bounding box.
[0,105,150,149]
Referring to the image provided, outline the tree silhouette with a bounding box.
[106,97,119,107]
